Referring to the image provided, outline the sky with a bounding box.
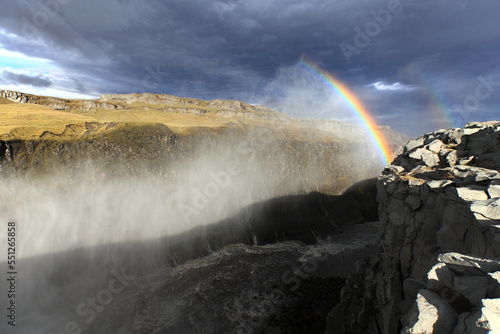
[0,0,499,137]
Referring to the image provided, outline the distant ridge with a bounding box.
[0,90,286,120]
[0,89,408,146]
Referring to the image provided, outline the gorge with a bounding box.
[1,90,499,333]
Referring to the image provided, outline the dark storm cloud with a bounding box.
[0,0,499,135]
[0,71,52,87]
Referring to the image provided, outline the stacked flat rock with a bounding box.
[378,121,500,333]
[328,122,500,334]
[402,252,500,333]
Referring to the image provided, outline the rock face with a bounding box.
[0,90,286,119]
[402,253,500,333]
[81,225,380,334]
[1,89,72,109]
[329,121,500,333]
[0,91,406,194]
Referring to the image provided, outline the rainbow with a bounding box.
[404,62,462,129]
[298,57,393,166]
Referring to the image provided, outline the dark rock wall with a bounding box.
[328,121,500,333]
[0,125,390,196]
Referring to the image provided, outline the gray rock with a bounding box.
[422,151,440,167]
[409,147,427,160]
[406,137,425,153]
[453,276,488,306]
[411,165,430,174]
[408,147,441,167]
[389,212,404,226]
[458,156,475,166]
[343,121,500,334]
[401,279,427,315]
[406,194,423,211]
[464,128,482,135]
[439,253,500,273]
[487,272,500,297]
[439,148,453,158]
[476,298,500,332]
[408,178,425,186]
[427,140,444,154]
[471,199,500,220]
[446,151,458,166]
[447,128,465,145]
[477,152,500,170]
[451,310,488,334]
[427,180,453,190]
[386,165,405,174]
[393,183,410,200]
[464,227,488,256]
[488,185,500,198]
[425,134,439,145]
[475,170,500,182]
[402,289,458,334]
[427,263,455,291]
[386,181,399,195]
[467,131,496,153]
[455,186,489,201]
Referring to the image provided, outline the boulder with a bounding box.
[438,253,500,275]
[427,180,453,190]
[471,199,500,220]
[478,299,500,332]
[402,289,458,334]
[406,137,425,153]
[427,140,444,154]
[488,185,500,198]
[454,186,489,201]
[453,276,488,306]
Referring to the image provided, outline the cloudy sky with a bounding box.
[0,0,499,137]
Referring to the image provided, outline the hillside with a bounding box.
[0,90,323,142]
[0,89,412,334]
[0,90,407,195]
[0,90,406,144]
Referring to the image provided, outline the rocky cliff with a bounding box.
[0,89,287,120]
[0,90,407,144]
[330,121,500,333]
[0,90,412,333]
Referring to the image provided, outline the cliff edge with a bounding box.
[330,121,500,333]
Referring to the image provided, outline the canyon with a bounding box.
[2,90,499,333]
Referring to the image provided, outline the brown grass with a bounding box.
[0,97,14,105]
[0,97,341,143]
[0,103,95,140]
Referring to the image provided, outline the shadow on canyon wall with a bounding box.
[8,178,378,333]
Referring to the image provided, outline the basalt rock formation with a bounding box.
[329,121,500,333]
